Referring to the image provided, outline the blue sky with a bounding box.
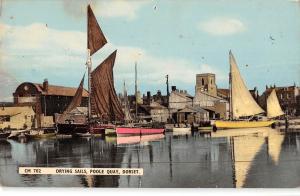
[0,0,300,101]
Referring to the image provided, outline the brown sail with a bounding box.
[91,50,124,121]
[87,4,107,56]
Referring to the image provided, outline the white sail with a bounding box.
[230,51,264,119]
[267,89,284,118]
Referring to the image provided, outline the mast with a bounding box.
[166,74,170,122]
[123,80,127,124]
[87,49,92,120]
[229,50,233,120]
[135,62,138,122]
[86,4,108,121]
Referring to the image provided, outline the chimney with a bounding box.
[147,91,151,101]
[43,79,49,92]
[171,86,176,91]
[157,90,161,96]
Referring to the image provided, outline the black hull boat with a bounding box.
[56,123,88,135]
[0,132,11,139]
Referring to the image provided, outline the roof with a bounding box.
[69,107,88,115]
[265,86,299,94]
[150,102,167,109]
[33,83,89,97]
[202,106,218,113]
[197,90,224,100]
[172,90,193,99]
[178,106,208,114]
[217,88,229,97]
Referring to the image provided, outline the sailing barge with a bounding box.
[56,4,164,136]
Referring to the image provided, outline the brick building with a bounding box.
[13,79,89,127]
[259,85,300,116]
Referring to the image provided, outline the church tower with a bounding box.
[195,73,217,96]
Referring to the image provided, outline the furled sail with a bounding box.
[267,89,284,118]
[87,5,107,56]
[91,50,124,121]
[230,51,264,119]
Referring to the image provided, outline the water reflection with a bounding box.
[0,127,300,187]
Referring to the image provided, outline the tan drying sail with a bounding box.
[230,51,264,119]
[267,89,284,118]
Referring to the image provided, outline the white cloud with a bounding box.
[198,17,246,36]
[0,22,224,99]
[62,0,149,20]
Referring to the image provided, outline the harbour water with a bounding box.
[0,127,300,188]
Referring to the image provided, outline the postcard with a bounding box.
[0,0,300,188]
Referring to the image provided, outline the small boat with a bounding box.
[173,127,191,132]
[0,131,11,139]
[116,127,165,136]
[25,130,56,139]
[72,132,93,138]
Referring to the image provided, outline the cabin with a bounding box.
[176,106,209,125]
[13,79,89,127]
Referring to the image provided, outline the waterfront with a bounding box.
[0,127,300,188]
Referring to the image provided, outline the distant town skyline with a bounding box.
[1,0,300,101]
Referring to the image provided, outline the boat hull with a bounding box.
[25,133,56,139]
[0,132,11,139]
[116,127,165,135]
[173,127,191,132]
[214,120,276,129]
[56,123,88,134]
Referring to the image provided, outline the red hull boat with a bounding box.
[116,127,165,135]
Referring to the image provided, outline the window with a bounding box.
[202,78,204,85]
[0,115,10,122]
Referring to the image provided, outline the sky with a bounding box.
[0,0,300,101]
